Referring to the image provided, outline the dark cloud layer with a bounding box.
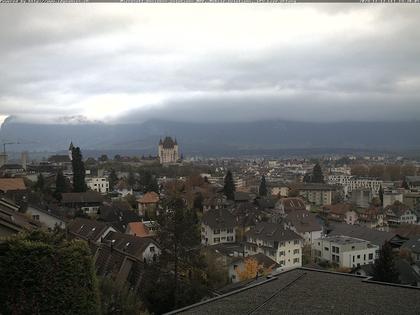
[0,5,419,124]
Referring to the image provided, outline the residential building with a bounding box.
[201,208,236,246]
[383,191,404,208]
[296,183,335,206]
[0,199,40,238]
[158,136,179,164]
[97,201,141,232]
[385,202,417,226]
[401,238,420,263]
[327,175,383,195]
[350,189,372,208]
[245,222,303,268]
[405,176,420,191]
[126,221,155,238]
[67,217,116,244]
[102,231,160,263]
[61,191,104,215]
[312,235,379,268]
[137,192,159,217]
[322,203,359,225]
[283,210,323,244]
[25,205,67,230]
[86,177,109,194]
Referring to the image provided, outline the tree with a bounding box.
[127,169,136,188]
[236,257,273,281]
[311,163,324,183]
[109,168,118,191]
[0,230,100,314]
[259,175,267,196]
[378,185,384,206]
[372,241,400,283]
[146,176,159,194]
[34,173,45,192]
[223,170,235,200]
[54,169,68,201]
[193,192,204,212]
[99,277,144,315]
[141,195,208,313]
[72,147,87,192]
[98,154,109,162]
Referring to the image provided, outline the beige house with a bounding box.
[297,183,335,206]
[245,222,303,269]
[201,208,236,246]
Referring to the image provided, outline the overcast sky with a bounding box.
[1,4,420,125]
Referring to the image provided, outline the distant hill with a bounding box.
[1,119,419,156]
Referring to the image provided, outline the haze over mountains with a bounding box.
[1,119,419,156]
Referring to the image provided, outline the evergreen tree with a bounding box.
[378,185,384,206]
[72,147,87,192]
[311,163,324,183]
[193,192,204,212]
[0,230,100,314]
[372,241,400,283]
[54,170,67,201]
[35,173,45,192]
[141,195,208,313]
[108,168,118,191]
[223,170,235,200]
[259,175,267,196]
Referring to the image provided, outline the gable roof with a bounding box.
[138,191,159,204]
[61,191,103,204]
[127,222,153,237]
[401,237,420,254]
[0,178,26,192]
[278,197,306,212]
[285,210,323,233]
[202,208,236,230]
[68,218,113,242]
[170,268,420,315]
[103,231,158,259]
[97,202,140,232]
[246,222,302,243]
[394,224,420,239]
[0,204,40,235]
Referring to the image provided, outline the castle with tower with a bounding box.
[158,137,179,164]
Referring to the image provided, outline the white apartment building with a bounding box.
[327,175,383,195]
[245,222,303,269]
[86,177,109,194]
[201,208,236,246]
[312,235,379,269]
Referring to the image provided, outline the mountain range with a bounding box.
[1,119,419,157]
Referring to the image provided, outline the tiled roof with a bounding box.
[138,192,159,204]
[246,222,302,243]
[202,208,236,230]
[393,224,420,238]
[68,218,112,242]
[285,210,323,233]
[323,203,354,215]
[0,178,26,192]
[127,222,153,237]
[62,191,104,204]
[171,268,420,315]
[278,197,306,212]
[103,231,157,259]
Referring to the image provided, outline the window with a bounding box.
[279,251,285,256]
[357,255,360,259]
[293,258,300,264]
[221,237,226,241]
[293,249,300,254]
[213,238,220,243]
[364,254,366,260]
[32,215,40,221]
[227,236,234,242]
[150,246,155,252]
[324,247,329,251]
[294,240,300,245]
[227,228,233,233]
[214,229,220,235]
[353,256,355,262]
[369,253,373,260]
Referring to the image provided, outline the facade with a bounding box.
[201,208,236,246]
[25,205,67,230]
[351,189,372,208]
[327,175,382,195]
[283,210,323,244]
[137,192,159,217]
[86,177,109,194]
[312,235,379,268]
[158,136,179,164]
[61,192,104,215]
[297,183,335,206]
[383,192,404,208]
[245,222,303,268]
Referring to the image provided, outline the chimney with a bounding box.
[21,151,28,170]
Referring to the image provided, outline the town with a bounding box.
[1,136,420,314]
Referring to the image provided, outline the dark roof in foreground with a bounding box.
[169,268,420,315]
